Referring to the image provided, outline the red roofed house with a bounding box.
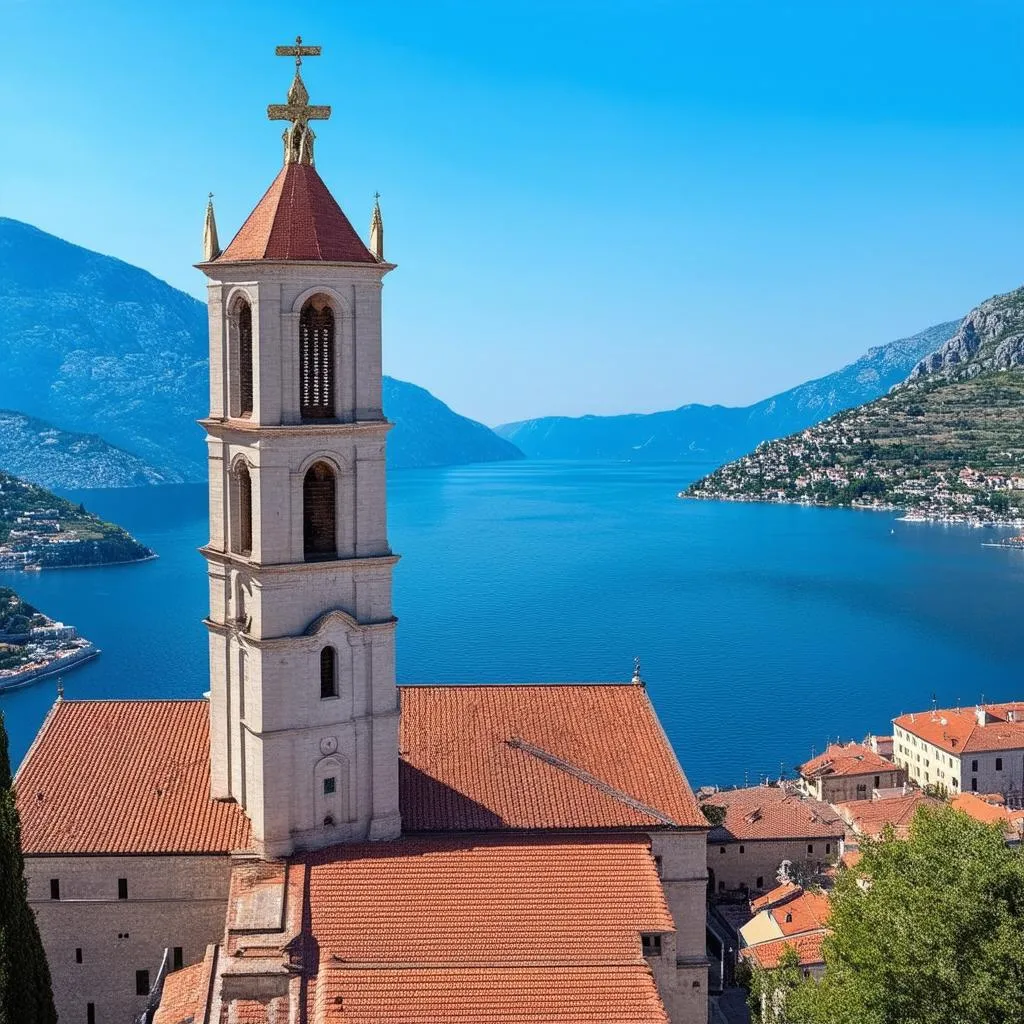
[893,704,1024,803]
[798,742,904,805]
[15,43,710,1024]
[702,785,843,895]
[739,885,829,983]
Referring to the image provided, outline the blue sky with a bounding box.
[3,1,1024,424]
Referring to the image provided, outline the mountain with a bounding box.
[684,287,1024,524]
[383,378,523,469]
[0,218,522,486]
[0,410,172,489]
[496,320,960,462]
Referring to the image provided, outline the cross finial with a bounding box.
[56,677,64,701]
[268,36,331,167]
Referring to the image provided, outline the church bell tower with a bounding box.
[197,38,399,857]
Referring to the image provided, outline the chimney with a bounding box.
[975,706,987,728]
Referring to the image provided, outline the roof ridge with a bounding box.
[507,737,679,826]
[398,682,636,689]
[323,960,654,970]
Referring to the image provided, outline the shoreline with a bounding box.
[0,645,100,694]
[679,492,1024,530]
[42,551,158,571]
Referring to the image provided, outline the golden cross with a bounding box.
[275,35,321,69]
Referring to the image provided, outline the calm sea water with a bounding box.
[2,460,1022,786]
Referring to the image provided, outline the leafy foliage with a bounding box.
[787,806,1024,1024]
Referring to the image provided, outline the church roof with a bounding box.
[15,700,251,856]
[398,683,707,831]
[197,834,673,1023]
[217,162,378,264]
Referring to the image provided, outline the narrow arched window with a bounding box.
[238,301,254,416]
[320,646,337,699]
[300,299,335,419]
[303,461,336,559]
[235,462,253,556]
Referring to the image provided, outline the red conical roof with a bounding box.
[218,162,377,264]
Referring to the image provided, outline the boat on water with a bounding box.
[22,563,42,572]
[982,533,1024,550]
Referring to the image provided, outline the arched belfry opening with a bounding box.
[303,461,337,559]
[237,299,254,417]
[300,297,335,419]
[233,461,253,557]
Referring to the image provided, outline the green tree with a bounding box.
[748,945,803,1023]
[0,711,57,1024]
[788,806,1024,1024]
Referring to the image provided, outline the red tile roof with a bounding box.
[299,833,674,964]
[893,704,1024,755]
[312,966,670,1023]
[772,889,830,937]
[153,947,217,1024]
[750,882,802,914]
[800,742,898,780]
[703,785,843,843]
[950,792,1024,840]
[836,792,941,839]
[15,700,250,855]
[398,684,706,830]
[218,163,377,264]
[741,931,826,970]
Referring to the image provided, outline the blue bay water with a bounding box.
[2,460,1022,787]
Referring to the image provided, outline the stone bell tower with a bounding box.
[197,37,399,858]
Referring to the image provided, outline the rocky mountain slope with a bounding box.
[496,320,959,462]
[684,287,1024,524]
[0,218,522,487]
[0,411,170,490]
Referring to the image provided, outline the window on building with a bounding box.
[234,462,253,557]
[972,760,978,771]
[303,461,337,559]
[136,970,150,996]
[825,843,831,855]
[996,758,1004,771]
[856,783,867,795]
[756,876,764,888]
[719,846,726,854]
[117,878,128,900]
[972,778,978,792]
[952,778,959,789]
[785,912,793,923]
[299,299,335,419]
[807,844,814,854]
[75,948,83,964]
[49,879,60,900]
[739,845,745,854]
[874,775,880,787]
[323,776,337,796]
[320,646,337,699]
[173,947,183,971]
[87,1004,95,1024]
[237,299,254,417]
[641,934,662,957]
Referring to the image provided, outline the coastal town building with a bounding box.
[834,790,941,841]
[950,792,1024,845]
[738,884,830,981]
[14,39,710,1024]
[702,785,843,895]
[892,703,1024,804]
[798,742,904,805]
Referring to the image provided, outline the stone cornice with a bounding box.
[200,547,399,574]
[204,615,397,646]
[199,418,392,440]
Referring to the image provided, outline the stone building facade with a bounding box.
[798,742,904,805]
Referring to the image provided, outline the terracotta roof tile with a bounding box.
[741,931,827,970]
[800,742,898,780]
[894,703,1024,755]
[950,792,1024,840]
[218,163,377,264]
[750,882,802,914]
[299,833,673,964]
[312,966,670,1023]
[703,785,844,843]
[836,792,942,839]
[772,890,830,936]
[398,684,705,830]
[153,947,217,1024]
[15,700,250,855]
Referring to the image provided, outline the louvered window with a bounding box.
[300,301,335,419]
[304,462,337,559]
[321,646,337,698]
[235,462,253,556]
[238,301,254,416]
